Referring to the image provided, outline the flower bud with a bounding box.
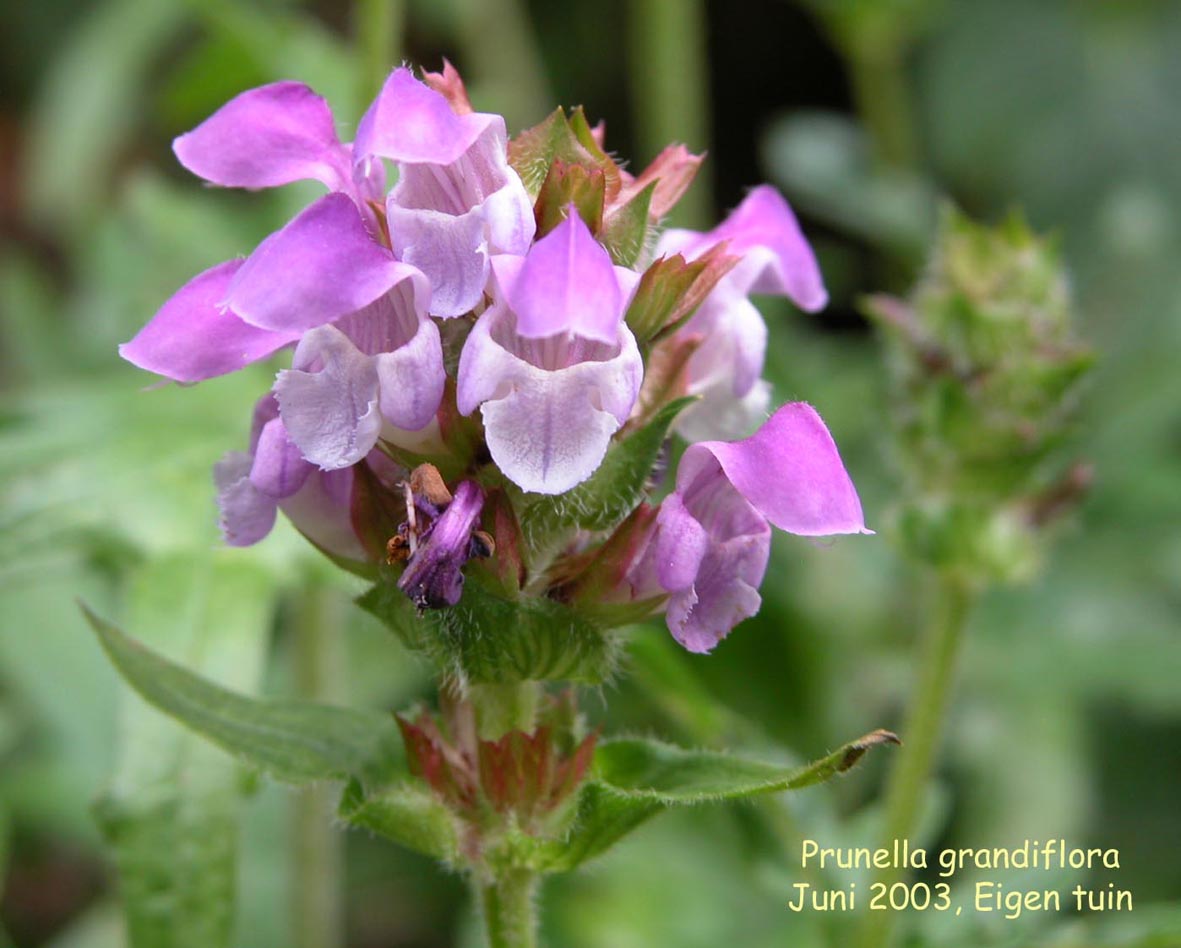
[867,207,1094,582]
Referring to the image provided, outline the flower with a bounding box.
[626,402,869,652]
[457,212,644,494]
[118,63,870,649]
[273,271,443,470]
[354,67,536,316]
[214,393,382,559]
[120,65,536,467]
[396,479,490,610]
[653,186,828,441]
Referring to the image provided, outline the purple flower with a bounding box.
[654,186,827,441]
[626,402,869,653]
[456,212,644,495]
[121,80,407,383]
[354,67,536,317]
[120,65,536,452]
[397,480,488,610]
[214,393,375,560]
[273,271,443,470]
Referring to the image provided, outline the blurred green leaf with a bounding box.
[186,0,363,124]
[601,182,655,268]
[44,903,125,948]
[762,111,935,262]
[83,603,405,787]
[25,0,191,232]
[94,553,274,948]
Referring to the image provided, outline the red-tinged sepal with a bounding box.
[625,243,740,345]
[612,142,704,222]
[421,59,474,114]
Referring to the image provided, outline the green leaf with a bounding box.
[358,577,621,685]
[534,731,898,872]
[518,397,694,563]
[83,603,405,787]
[187,0,363,121]
[625,244,739,346]
[507,107,621,200]
[338,779,461,865]
[93,554,273,948]
[601,181,656,268]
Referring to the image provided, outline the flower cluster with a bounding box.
[122,63,869,655]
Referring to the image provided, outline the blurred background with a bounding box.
[2,0,1180,946]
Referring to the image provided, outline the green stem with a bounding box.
[452,0,551,130]
[857,574,974,948]
[628,0,713,228]
[478,869,539,948]
[292,585,345,948]
[354,0,403,97]
[844,39,918,172]
[469,681,540,739]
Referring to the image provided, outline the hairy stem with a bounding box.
[857,574,974,948]
[845,38,918,172]
[478,869,539,948]
[470,681,540,739]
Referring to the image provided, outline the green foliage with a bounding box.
[533,731,898,872]
[600,182,655,268]
[93,554,273,948]
[338,779,461,865]
[866,208,1093,583]
[507,107,620,200]
[84,605,405,788]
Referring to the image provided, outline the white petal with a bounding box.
[275,326,382,470]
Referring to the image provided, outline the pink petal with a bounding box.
[119,261,299,382]
[657,185,827,312]
[214,452,278,547]
[173,81,349,191]
[280,466,368,564]
[374,318,446,431]
[457,310,643,494]
[354,67,490,166]
[335,280,445,430]
[500,212,623,344]
[682,402,870,536]
[227,194,411,332]
[385,203,488,317]
[666,532,769,653]
[249,417,312,498]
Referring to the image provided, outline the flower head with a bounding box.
[120,63,870,652]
